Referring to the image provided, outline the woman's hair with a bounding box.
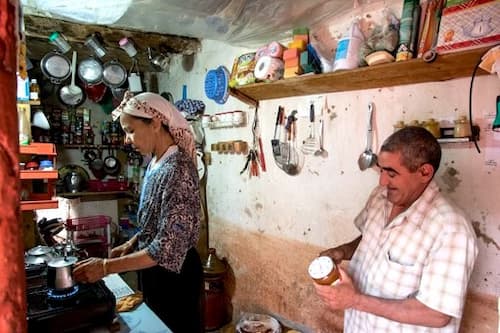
[381,126,441,173]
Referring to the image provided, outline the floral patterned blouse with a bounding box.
[136,146,200,273]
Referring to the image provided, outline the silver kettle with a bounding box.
[65,171,81,193]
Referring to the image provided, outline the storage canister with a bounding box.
[454,116,472,138]
[423,118,441,138]
[203,248,229,331]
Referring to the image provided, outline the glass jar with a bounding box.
[423,118,441,138]
[454,116,472,138]
[393,120,405,132]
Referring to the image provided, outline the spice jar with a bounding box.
[408,119,422,127]
[393,120,406,132]
[423,118,441,138]
[308,256,339,285]
[454,116,472,138]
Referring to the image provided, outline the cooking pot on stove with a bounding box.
[25,245,55,265]
[47,256,78,290]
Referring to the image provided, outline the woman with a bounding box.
[73,91,204,333]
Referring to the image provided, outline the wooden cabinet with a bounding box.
[230,47,491,104]
[19,142,58,210]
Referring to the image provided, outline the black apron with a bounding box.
[138,247,204,333]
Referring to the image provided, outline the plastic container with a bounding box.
[118,37,137,57]
[333,19,364,71]
[49,31,71,54]
[85,33,107,58]
[39,160,54,170]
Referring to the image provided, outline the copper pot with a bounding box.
[47,256,78,290]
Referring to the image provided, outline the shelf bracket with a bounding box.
[229,88,259,109]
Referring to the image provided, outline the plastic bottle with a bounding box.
[29,79,40,103]
[333,19,364,71]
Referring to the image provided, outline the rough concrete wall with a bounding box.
[160,38,500,330]
[209,221,344,332]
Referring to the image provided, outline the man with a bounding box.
[314,126,478,332]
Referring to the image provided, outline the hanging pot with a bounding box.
[103,150,121,176]
[58,51,86,107]
[40,50,71,84]
[89,150,106,180]
[102,60,127,88]
[83,149,98,162]
[78,56,103,85]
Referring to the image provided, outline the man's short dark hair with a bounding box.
[380,126,441,173]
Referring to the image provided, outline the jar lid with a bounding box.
[203,248,227,275]
[308,256,335,279]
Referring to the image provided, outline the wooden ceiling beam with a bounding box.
[24,14,201,71]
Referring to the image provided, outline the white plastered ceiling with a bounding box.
[20,0,364,48]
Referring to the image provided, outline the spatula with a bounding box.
[271,106,283,156]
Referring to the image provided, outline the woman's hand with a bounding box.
[73,257,106,283]
[110,241,134,258]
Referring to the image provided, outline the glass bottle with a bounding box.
[29,79,40,103]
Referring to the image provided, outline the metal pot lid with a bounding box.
[102,60,127,87]
[41,51,71,83]
[48,256,78,267]
[28,245,52,256]
[78,57,103,84]
[25,255,47,265]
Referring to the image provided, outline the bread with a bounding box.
[116,291,143,312]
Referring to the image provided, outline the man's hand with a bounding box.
[320,246,345,265]
[314,266,360,310]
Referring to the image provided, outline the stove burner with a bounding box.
[47,285,79,300]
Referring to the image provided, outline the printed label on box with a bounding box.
[436,0,500,54]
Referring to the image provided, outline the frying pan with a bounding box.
[59,51,85,107]
[103,147,121,176]
[89,149,106,180]
[40,50,71,84]
[78,56,103,85]
[102,60,127,88]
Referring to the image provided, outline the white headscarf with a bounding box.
[112,91,196,164]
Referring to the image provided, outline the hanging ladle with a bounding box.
[357,102,377,171]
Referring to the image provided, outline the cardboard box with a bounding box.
[436,0,500,54]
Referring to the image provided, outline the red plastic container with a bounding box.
[88,179,128,192]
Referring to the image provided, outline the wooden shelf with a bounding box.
[19,142,57,155]
[20,170,58,180]
[232,47,491,103]
[19,143,58,211]
[21,200,58,211]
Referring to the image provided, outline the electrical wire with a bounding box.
[468,43,500,154]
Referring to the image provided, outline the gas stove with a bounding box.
[25,263,116,333]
